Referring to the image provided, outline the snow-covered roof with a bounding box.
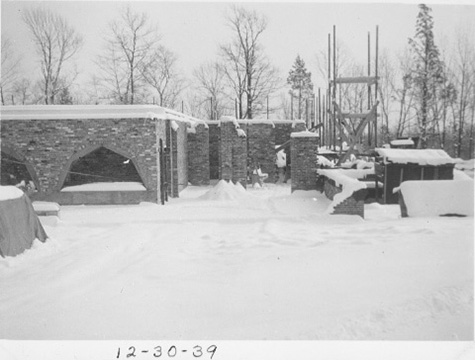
[0,105,207,127]
[376,148,456,166]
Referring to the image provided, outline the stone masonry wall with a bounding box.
[291,135,320,192]
[1,118,159,195]
[187,124,210,186]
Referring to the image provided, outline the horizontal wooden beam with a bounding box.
[333,76,379,85]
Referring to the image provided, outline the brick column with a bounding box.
[219,120,247,188]
[291,132,320,192]
[166,120,179,198]
[247,123,275,182]
[187,124,210,185]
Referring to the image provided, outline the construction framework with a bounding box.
[321,25,380,164]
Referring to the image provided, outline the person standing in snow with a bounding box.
[275,149,286,183]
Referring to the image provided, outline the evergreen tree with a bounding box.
[287,55,314,119]
[408,4,445,148]
[57,87,73,104]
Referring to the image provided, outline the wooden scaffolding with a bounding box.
[325,25,380,164]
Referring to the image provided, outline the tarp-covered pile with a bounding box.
[0,186,48,257]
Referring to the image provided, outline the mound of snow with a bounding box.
[398,180,474,217]
[199,180,248,201]
[0,186,24,201]
[455,158,474,170]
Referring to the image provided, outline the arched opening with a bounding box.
[1,147,39,193]
[61,146,146,191]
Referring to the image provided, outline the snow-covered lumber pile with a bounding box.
[396,180,474,217]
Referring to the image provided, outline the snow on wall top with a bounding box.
[290,130,320,138]
[376,148,456,166]
[207,118,306,126]
[317,169,367,214]
[0,105,207,127]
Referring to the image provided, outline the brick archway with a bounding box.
[57,143,149,191]
[1,143,41,191]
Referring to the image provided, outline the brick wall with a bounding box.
[323,177,367,218]
[1,118,159,196]
[177,121,188,192]
[187,124,210,185]
[290,134,320,192]
[247,123,275,182]
[208,123,220,179]
[274,122,306,145]
[207,120,307,185]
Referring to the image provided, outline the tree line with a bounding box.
[1,4,474,158]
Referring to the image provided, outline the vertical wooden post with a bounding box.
[333,25,338,152]
[367,31,372,147]
[305,98,309,127]
[266,96,269,119]
[290,94,294,120]
[210,97,214,120]
[375,25,379,148]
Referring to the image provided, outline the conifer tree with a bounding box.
[408,4,445,148]
[287,55,314,119]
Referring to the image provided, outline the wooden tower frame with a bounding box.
[327,25,380,164]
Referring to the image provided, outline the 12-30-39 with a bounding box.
[116,345,217,359]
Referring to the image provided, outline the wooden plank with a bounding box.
[333,76,379,85]
[341,112,372,119]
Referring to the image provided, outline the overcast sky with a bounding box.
[2,0,474,95]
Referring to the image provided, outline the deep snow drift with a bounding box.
[0,182,473,341]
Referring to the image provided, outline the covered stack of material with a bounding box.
[0,186,48,257]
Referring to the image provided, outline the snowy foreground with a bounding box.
[0,182,473,341]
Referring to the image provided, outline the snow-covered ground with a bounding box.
[0,182,473,342]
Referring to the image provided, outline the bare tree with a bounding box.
[141,45,184,108]
[12,78,32,105]
[193,61,228,119]
[220,6,280,119]
[447,30,475,157]
[22,6,82,104]
[1,35,21,105]
[97,5,158,104]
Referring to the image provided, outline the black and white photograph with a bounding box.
[0,0,474,358]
